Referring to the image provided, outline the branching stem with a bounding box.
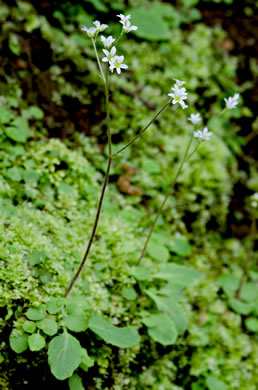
[137,134,197,266]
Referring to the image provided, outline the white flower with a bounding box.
[253,193,258,201]
[81,26,97,38]
[194,127,212,141]
[117,14,137,33]
[123,20,138,33]
[188,113,201,125]
[101,35,115,48]
[117,14,131,23]
[173,78,186,86]
[102,47,116,63]
[224,93,240,109]
[168,84,188,109]
[109,55,128,74]
[93,20,108,32]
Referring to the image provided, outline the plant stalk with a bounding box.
[113,99,171,157]
[136,134,196,266]
[65,68,112,297]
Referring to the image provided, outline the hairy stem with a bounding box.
[113,99,171,157]
[137,134,195,266]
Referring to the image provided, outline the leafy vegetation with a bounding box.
[0,0,257,389]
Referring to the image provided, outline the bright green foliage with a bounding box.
[28,333,46,351]
[88,315,140,348]
[9,332,28,354]
[48,332,82,380]
[0,0,257,388]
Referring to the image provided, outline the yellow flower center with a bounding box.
[175,96,181,102]
[114,60,120,68]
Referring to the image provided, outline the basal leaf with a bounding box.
[9,331,28,354]
[153,264,201,286]
[26,308,45,321]
[28,333,46,351]
[63,312,88,332]
[88,315,140,348]
[48,332,82,380]
[147,241,169,262]
[142,313,177,346]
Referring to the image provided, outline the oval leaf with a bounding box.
[48,332,82,380]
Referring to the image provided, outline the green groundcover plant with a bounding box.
[0,1,258,389]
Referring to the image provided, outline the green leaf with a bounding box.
[5,167,24,182]
[69,374,85,390]
[26,308,45,321]
[80,348,94,372]
[133,266,151,281]
[145,290,188,334]
[22,320,36,334]
[240,282,258,302]
[206,375,226,390]
[46,297,64,314]
[121,287,137,301]
[28,333,46,351]
[37,319,58,336]
[65,295,91,314]
[142,313,177,345]
[85,0,108,12]
[88,315,140,348]
[0,106,15,124]
[5,118,30,143]
[27,251,47,266]
[147,241,169,262]
[23,170,40,186]
[153,264,201,287]
[0,353,4,363]
[9,331,28,354]
[170,237,192,256]
[48,332,82,380]
[218,274,239,297]
[245,318,258,332]
[28,106,44,119]
[130,8,170,41]
[63,312,88,332]
[228,298,254,315]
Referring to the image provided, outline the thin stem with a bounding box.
[137,134,194,266]
[235,216,256,299]
[105,68,112,156]
[218,107,227,117]
[113,99,171,157]
[65,66,113,297]
[64,157,112,297]
[92,38,106,82]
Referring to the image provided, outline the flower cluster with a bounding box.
[101,46,128,74]
[117,14,138,33]
[81,20,108,38]
[194,127,212,141]
[224,93,240,109]
[168,79,188,109]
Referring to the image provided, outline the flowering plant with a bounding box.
[65,14,241,295]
